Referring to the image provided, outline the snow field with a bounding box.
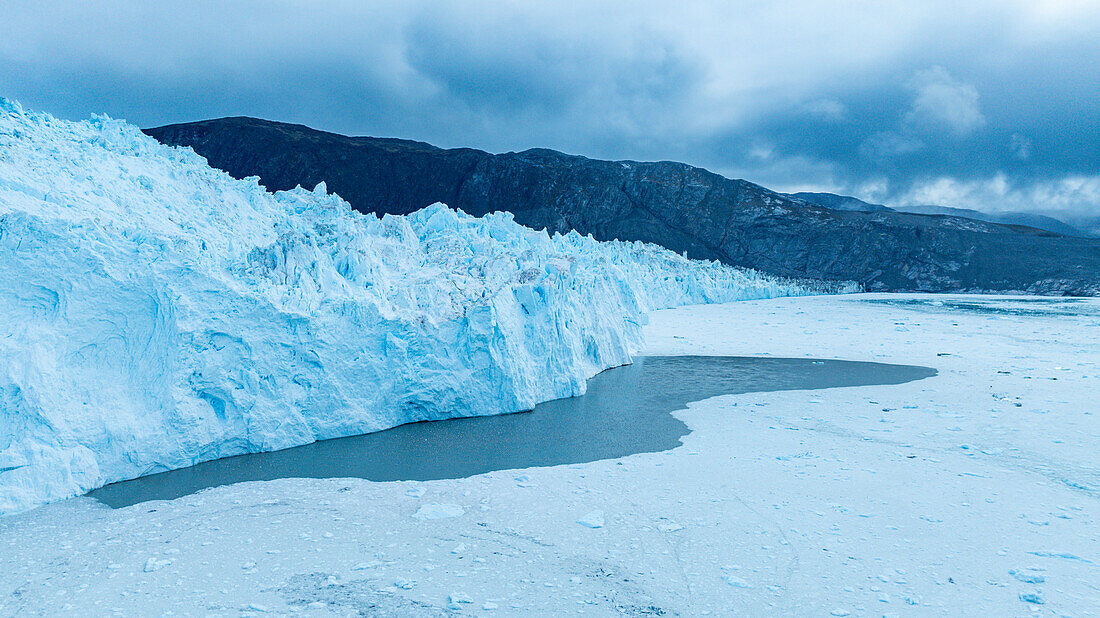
[1,294,1095,615]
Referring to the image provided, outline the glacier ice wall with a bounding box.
[0,100,840,515]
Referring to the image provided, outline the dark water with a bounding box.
[89,356,935,508]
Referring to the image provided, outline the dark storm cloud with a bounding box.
[405,15,697,117]
[2,1,1099,222]
[716,56,1100,185]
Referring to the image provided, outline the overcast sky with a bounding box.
[3,1,1099,221]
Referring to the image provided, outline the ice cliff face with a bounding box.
[0,100,833,515]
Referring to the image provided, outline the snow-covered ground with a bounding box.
[2,293,1096,616]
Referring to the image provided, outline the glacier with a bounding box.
[0,100,845,515]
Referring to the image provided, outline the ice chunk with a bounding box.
[143,558,171,573]
[577,510,605,528]
[411,504,465,520]
[724,575,753,588]
[1009,568,1045,584]
[448,592,473,608]
[1019,591,1044,604]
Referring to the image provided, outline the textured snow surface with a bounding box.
[0,100,833,515]
[1,295,1095,615]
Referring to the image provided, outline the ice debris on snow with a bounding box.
[577,510,605,528]
[723,574,753,588]
[0,99,840,515]
[411,503,465,520]
[1027,551,1095,564]
[1018,591,1045,604]
[448,591,473,609]
[143,558,171,573]
[1009,568,1045,584]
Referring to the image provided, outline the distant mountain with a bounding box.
[793,192,1089,238]
[145,117,1100,295]
[892,204,1086,238]
[1063,214,1100,238]
[787,192,892,212]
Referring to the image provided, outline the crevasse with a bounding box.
[0,100,846,515]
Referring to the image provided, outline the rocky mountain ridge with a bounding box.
[146,117,1100,295]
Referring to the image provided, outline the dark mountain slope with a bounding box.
[787,192,892,213]
[892,204,1087,238]
[146,118,1100,295]
[788,191,1089,238]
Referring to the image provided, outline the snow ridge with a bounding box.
[0,100,839,514]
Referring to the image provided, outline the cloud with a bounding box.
[895,173,1100,228]
[860,131,925,160]
[799,99,848,121]
[857,67,984,164]
[0,1,1097,220]
[904,66,986,137]
[1010,133,1032,160]
[401,5,702,144]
